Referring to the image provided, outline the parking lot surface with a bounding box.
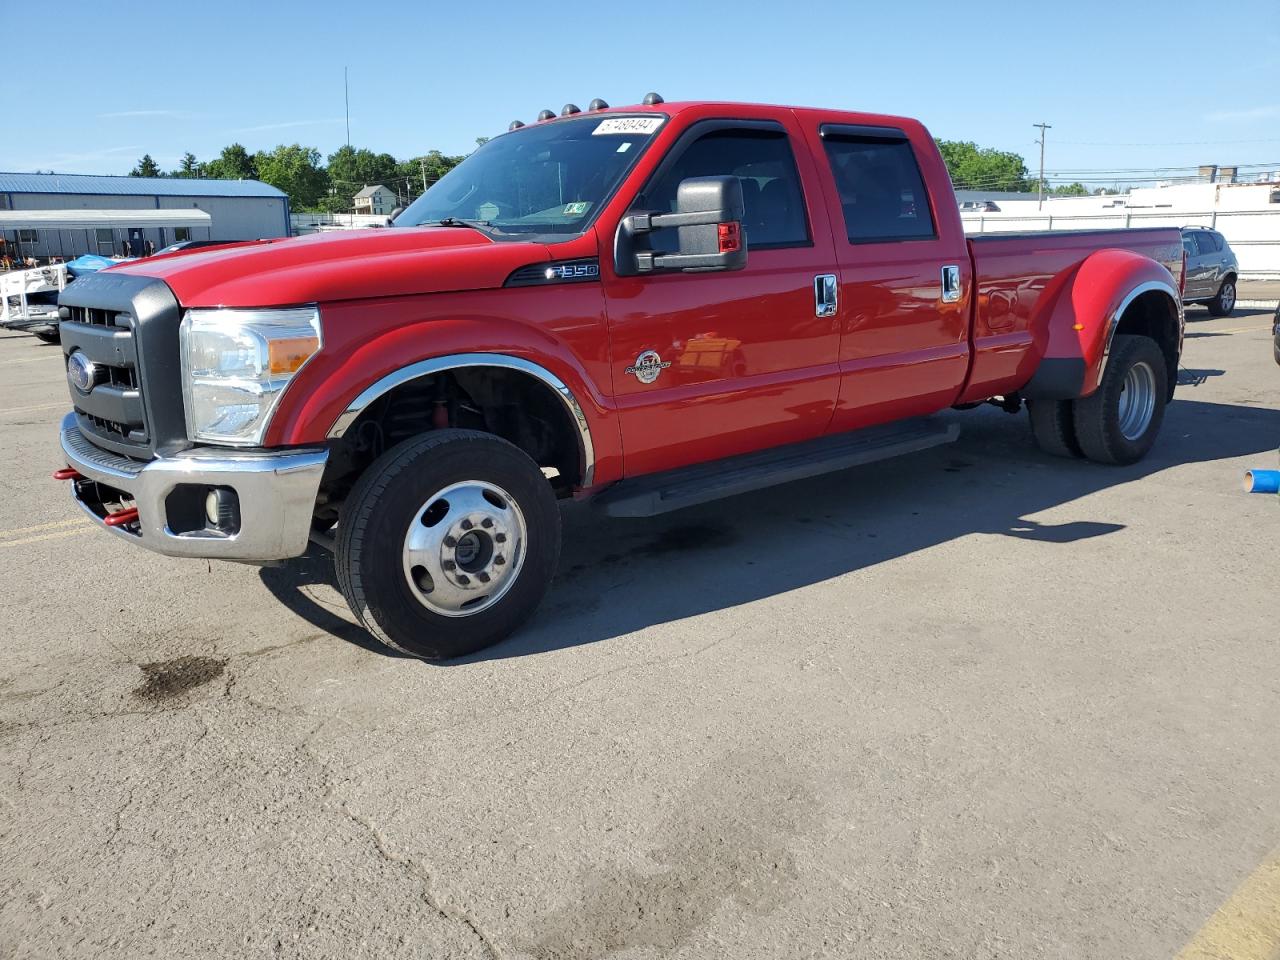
[1,307,1277,960]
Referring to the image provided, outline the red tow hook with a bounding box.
[103,507,140,528]
[53,467,84,481]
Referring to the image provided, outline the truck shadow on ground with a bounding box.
[259,397,1278,662]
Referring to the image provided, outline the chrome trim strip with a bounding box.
[326,353,597,488]
[1100,279,1183,382]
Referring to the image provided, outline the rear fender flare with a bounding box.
[1021,249,1181,400]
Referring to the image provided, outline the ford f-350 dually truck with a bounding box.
[54,96,1185,659]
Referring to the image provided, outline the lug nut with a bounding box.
[477,572,490,583]
[443,535,457,548]
[460,519,474,531]
[457,574,471,585]
[495,533,506,544]
[442,560,456,571]
[494,555,505,566]
[481,518,494,529]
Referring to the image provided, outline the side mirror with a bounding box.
[388,206,405,224]
[614,175,747,275]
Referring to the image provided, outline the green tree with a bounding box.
[130,154,162,178]
[1051,182,1088,197]
[255,144,329,210]
[394,149,466,202]
[204,143,257,181]
[322,145,401,210]
[936,140,1031,192]
[169,152,199,178]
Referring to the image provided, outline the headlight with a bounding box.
[180,306,322,445]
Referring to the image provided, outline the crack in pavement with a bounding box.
[339,803,505,960]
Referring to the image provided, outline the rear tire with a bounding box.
[1027,399,1082,458]
[335,429,561,660]
[1072,335,1168,465]
[1207,278,1236,317]
[31,328,61,344]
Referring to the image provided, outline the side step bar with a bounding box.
[593,418,960,518]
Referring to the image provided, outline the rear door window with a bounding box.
[821,136,936,243]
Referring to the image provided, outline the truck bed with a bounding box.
[961,227,1183,403]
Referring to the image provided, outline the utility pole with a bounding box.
[344,66,351,149]
[419,157,428,194]
[1033,122,1052,210]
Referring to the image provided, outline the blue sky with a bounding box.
[4,0,1278,186]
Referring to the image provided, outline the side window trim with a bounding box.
[628,117,814,252]
[819,129,939,245]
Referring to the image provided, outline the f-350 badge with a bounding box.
[625,350,671,385]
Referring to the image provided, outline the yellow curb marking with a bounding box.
[0,518,83,538]
[0,401,67,416]
[0,527,86,548]
[1176,846,1280,960]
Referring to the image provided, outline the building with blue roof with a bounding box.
[0,172,291,261]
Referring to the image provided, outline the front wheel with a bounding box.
[335,429,561,660]
[1072,335,1168,465]
[1207,278,1236,317]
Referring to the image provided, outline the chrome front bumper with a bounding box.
[59,412,328,561]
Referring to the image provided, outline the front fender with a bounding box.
[1021,249,1180,400]
[263,288,622,487]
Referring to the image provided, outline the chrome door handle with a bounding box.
[814,274,838,317]
[941,264,962,303]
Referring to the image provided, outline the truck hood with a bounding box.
[108,227,553,307]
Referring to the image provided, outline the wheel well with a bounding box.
[316,367,585,524]
[1223,271,1238,286]
[1114,289,1180,400]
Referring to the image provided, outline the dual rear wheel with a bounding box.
[1027,334,1168,465]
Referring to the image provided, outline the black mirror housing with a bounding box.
[615,175,748,275]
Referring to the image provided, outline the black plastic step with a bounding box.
[594,418,960,518]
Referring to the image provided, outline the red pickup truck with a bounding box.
[55,96,1185,659]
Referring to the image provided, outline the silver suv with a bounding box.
[1181,227,1239,316]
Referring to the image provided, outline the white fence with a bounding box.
[290,212,389,235]
[961,208,1280,279]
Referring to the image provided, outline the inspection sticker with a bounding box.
[593,117,664,136]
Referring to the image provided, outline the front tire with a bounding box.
[1072,335,1168,465]
[1207,278,1236,317]
[335,429,561,660]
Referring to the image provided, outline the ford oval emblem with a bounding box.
[67,352,96,393]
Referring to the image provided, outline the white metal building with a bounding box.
[0,173,291,260]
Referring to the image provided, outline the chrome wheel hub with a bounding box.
[1221,282,1235,312]
[1117,360,1157,441]
[402,480,526,618]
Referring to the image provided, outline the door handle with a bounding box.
[814,274,838,318]
[941,264,962,303]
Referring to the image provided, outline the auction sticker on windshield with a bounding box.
[593,117,664,136]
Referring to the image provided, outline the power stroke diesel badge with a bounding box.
[625,350,671,385]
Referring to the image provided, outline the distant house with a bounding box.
[353,184,397,216]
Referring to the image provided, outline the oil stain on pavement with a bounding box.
[132,656,228,703]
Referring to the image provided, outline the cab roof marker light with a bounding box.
[643,92,664,105]
[561,103,581,117]
[589,98,609,111]
[508,120,525,132]
[537,109,555,122]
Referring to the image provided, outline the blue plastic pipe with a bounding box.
[1243,469,1280,494]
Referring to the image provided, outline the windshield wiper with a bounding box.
[433,217,493,231]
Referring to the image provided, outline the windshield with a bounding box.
[394,114,665,237]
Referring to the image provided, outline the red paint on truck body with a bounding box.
[106,100,1184,491]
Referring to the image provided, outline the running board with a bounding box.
[593,418,960,518]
